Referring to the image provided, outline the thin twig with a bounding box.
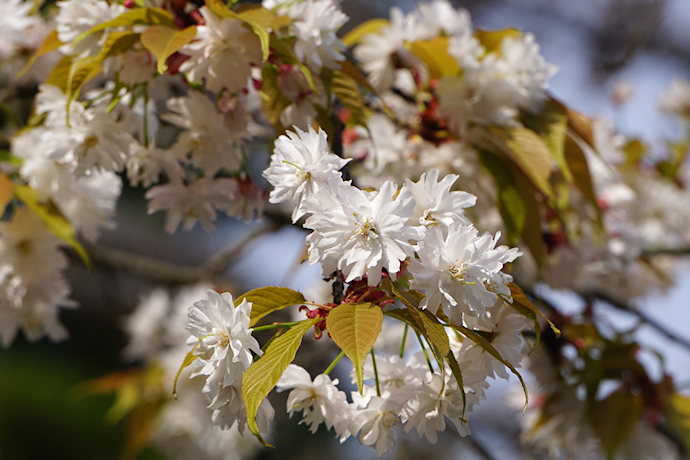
[80,220,279,285]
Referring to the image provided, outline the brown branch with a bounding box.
[79,220,280,285]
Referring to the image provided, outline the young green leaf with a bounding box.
[0,172,13,211]
[13,185,91,269]
[326,302,383,393]
[172,344,198,399]
[341,19,389,48]
[408,37,460,78]
[331,69,370,126]
[17,29,62,78]
[455,324,529,411]
[590,388,642,460]
[242,318,319,445]
[141,25,197,74]
[233,286,307,327]
[564,133,602,225]
[523,99,572,183]
[664,393,690,455]
[508,282,560,340]
[70,7,174,46]
[44,55,74,93]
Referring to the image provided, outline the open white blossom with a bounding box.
[186,290,262,390]
[0,0,39,59]
[146,178,237,233]
[351,387,404,457]
[409,222,521,323]
[304,180,421,285]
[263,126,350,222]
[276,364,351,434]
[56,0,127,57]
[180,7,262,93]
[402,169,476,231]
[164,92,243,176]
[659,77,690,118]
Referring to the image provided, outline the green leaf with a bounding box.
[71,7,174,46]
[17,29,62,78]
[474,28,521,55]
[260,64,292,129]
[564,133,602,224]
[341,19,389,48]
[332,69,370,126]
[445,350,467,418]
[382,280,450,357]
[13,185,91,269]
[242,318,319,445]
[0,172,13,211]
[338,58,377,95]
[326,302,383,393]
[233,286,307,327]
[523,99,572,183]
[491,126,554,198]
[477,149,526,245]
[68,31,141,100]
[566,108,595,148]
[665,393,690,455]
[205,1,273,61]
[172,344,198,399]
[141,25,197,74]
[44,54,74,93]
[455,324,529,411]
[408,37,460,78]
[507,283,560,350]
[590,388,642,459]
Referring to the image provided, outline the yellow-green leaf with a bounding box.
[13,185,91,268]
[172,344,198,399]
[260,64,292,129]
[0,172,13,211]
[590,388,642,460]
[474,28,521,55]
[455,324,529,411]
[339,58,377,94]
[445,350,467,418]
[233,286,307,327]
[71,7,174,46]
[566,108,595,148]
[141,25,197,74]
[332,69,370,126]
[507,283,560,349]
[45,54,74,93]
[492,126,554,198]
[665,393,690,455]
[342,18,389,48]
[523,99,572,183]
[326,302,383,393]
[17,29,62,78]
[477,149,526,245]
[382,280,450,358]
[564,133,601,221]
[242,318,319,445]
[408,37,460,78]
[205,0,235,19]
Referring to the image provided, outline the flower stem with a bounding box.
[323,351,345,375]
[416,331,434,373]
[371,349,381,397]
[253,321,304,332]
[399,323,408,358]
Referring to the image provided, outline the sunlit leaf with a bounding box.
[474,28,521,55]
[665,393,690,455]
[205,1,272,61]
[341,19,389,48]
[0,173,13,211]
[261,64,292,129]
[590,388,642,460]
[507,283,560,350]
[455,324,529,411]
[523,99,572,182]
[332,69,370,126]
[566,108,595,148]
[233,286,307,327]
[44,54,73,93]
[172,345,198,399]
[326,302,383,392]
[17,29,62,78]
[242,318,319,445]
[71,7,173,46]
[564,133,602,224]
[141,25,197,74]
[13,185,91,268]
[408,37,460,78]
